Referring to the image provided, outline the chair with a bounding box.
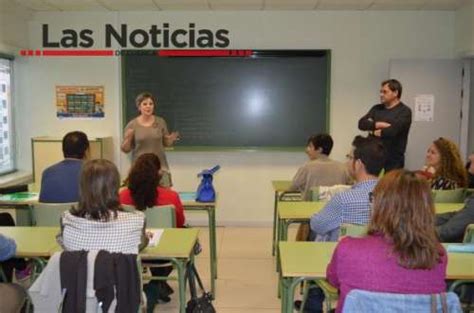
[339,224,367,238]
[342,290,462,313]
[432,189,466,203]
[464,189,474,199]
[139,205,178,305]
[29,251,143,313]
[145,205,176,228]
[0,283,28,313]
[310,187,320,201]
[463,224,474,243]
[32,202,77,227]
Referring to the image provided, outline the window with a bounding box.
[0,57,15,174]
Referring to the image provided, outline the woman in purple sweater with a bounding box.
[325,170,447,313]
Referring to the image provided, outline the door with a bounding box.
[389,59,463,170]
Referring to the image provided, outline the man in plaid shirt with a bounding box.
[310,136,386,241]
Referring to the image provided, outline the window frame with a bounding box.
[0,53,16,175]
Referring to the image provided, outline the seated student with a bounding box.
[436,195,474,242]
[120,153,186,305]
[0,235,27,312]
[309,136,385,241]
[420,137,467,190]
[0,234,16,263]
[119,153,185,228]
[0,214,29,283]
[302,170,447,313]
[58,159,147,255]
[289,134,350,201]
[39,131,90,203]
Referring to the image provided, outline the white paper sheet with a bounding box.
[414,94,435,122]
[147,229,164,247]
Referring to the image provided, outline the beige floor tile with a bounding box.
[194,226,225,258]
[151,227,284,312]
[212,279,280,309]
[220,227,273,259]
[217,258,278,284]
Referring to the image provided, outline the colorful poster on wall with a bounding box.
[56,86,105,119]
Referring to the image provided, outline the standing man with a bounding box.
[358,79,412,172]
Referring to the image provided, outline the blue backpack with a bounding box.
[196,165,220,202]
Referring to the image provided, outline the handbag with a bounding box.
[196,165,220,202]
[186,264,216,313]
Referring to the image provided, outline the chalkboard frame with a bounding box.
[121,49,331,151]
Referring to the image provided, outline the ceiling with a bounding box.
[0,0,468,12]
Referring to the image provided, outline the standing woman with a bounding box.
[121,92,179,187]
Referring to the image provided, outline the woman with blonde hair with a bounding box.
[305,170,447,313]
[423,137,467,190]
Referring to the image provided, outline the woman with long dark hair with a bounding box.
[120,153,185,227]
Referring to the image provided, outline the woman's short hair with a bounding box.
[127,153,161,211]
[367,170,444,269]
[73,159,121,221]
[135,92,156,109]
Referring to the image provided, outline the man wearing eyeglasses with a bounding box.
[358,79,412,172]
[309,136,386,242]
[297,136,386,312]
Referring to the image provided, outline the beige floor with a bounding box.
[154,226,298,313]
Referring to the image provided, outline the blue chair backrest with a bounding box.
[342,290,462,313]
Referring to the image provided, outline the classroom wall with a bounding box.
[0,2,31,53]
[456,0,474,57]
[15,10,456,225]
[469,59,474,154]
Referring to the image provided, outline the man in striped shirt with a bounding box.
[310,136,386,241]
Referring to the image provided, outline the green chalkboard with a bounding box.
[122,50,330,149]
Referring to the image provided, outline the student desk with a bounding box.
[278,241,474,313]
[141,228,200,313]
[434,203,465,214]
[0,226,57,257]
[0,192,38,225]
[277,201,327,242]
[0,191,218,298]
[179,192,217,297]
[277,202,465,243]
[2,226,199,313]
[271,180,300,256]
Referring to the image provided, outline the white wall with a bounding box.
[0,2,31,53]
[16,10,456,225]
[456,0,474,57]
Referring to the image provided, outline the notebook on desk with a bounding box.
[0,192,39,202]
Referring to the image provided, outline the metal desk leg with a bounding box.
[272,191,279,256]
[276,218,289,272]
[207,205,217,297]
[170,258,188,313]
[280,277,289,313]
[285,278,305,313]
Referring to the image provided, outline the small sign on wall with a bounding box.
[56,86,105,119]
[414,94,434,122]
